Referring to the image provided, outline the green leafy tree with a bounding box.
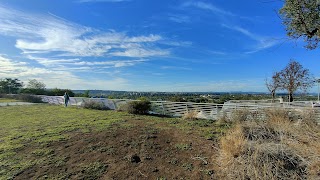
[0,78,23,94]
[279,0,320,49]
[46,88,75,97]
[169,96,186,102]
[21,79,46,95]
[27,79,46,90]
[278,60,314,102]
[84,90,90,98]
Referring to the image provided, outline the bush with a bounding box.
[124,100,151,115]
[45,88,75,97]
[182,110,199,120]
[230,109,250,122]
[215,109,320,179]
[16,94,43,103]
[82,101,110,110]
[0,94,43,103]
[20,88,46,95]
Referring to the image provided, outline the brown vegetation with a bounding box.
[182,110,199,120]
[215,108,320,179]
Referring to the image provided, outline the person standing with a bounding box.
[64,92,70,107]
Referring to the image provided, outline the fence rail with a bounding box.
[150,101,223,119]
[38,96,320,123]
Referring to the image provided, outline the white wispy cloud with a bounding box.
[161,66,192,71]
[74,59,147,67]
[168,14,191,23]
[111,48,169,58]
[182,1,234,17]
[27,54,147,71]
[0,4,189,90]
[26,55,81,66]
[0,55,28,75]
[227,25,261,41]
[0,54,74,82]
[0,5,173,59]
[158,40,192,47]
[222,24,279,53]
[0,55,132,90]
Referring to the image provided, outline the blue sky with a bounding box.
[0,0,320,92]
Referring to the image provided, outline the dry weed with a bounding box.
[264,108,290,121]
[230,109,250,122]
[299,109,318,126]
[216,109,320,179]
[217,111,230,124]
[182,110,199,120]
[220,124,247,160]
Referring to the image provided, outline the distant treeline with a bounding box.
[73,90,318,104]
[0,78,317,104]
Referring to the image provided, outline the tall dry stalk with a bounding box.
[215,108,320,179]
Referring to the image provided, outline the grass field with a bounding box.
[3,104,318,179]
[0,104,229,179]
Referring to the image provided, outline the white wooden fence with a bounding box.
[39,96,117,109]
[38,96,320,123]
[151,100,320,122]
[150,101,224,119]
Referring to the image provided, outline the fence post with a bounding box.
[74,98,78,107]
[161,101,165,115]
[216,104,218,114]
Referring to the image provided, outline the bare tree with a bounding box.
[266,72,281,102]
[278,60,314,102]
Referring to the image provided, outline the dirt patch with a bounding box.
[15,119,216,179]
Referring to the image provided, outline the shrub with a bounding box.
[215,109,320,179]
[2,94,43,103]
[298,109,318,126]
[0,94,43,103]
[20,88,46,95]
[45,88,75,97]
[230,109,250,122]
[217,111,230,123]
[125,100,151,115]
[219,124,247,160]
[116,103,128,112]
[82,101,110,110]
[264,108,291,121]
[182,110,199,120]
[17,94,43,103]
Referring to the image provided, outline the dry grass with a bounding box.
[230,109,250,122]
[220,124,246,160]
[182,110,199,120]
[215,108,320,180]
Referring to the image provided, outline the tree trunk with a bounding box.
[288,93,293,102]
[271,91,275,103]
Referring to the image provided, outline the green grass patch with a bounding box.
[0,104,229,179]
[0,104,132,179]
[0,98,18,103]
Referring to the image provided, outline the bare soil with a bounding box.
[15,118,216,179]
